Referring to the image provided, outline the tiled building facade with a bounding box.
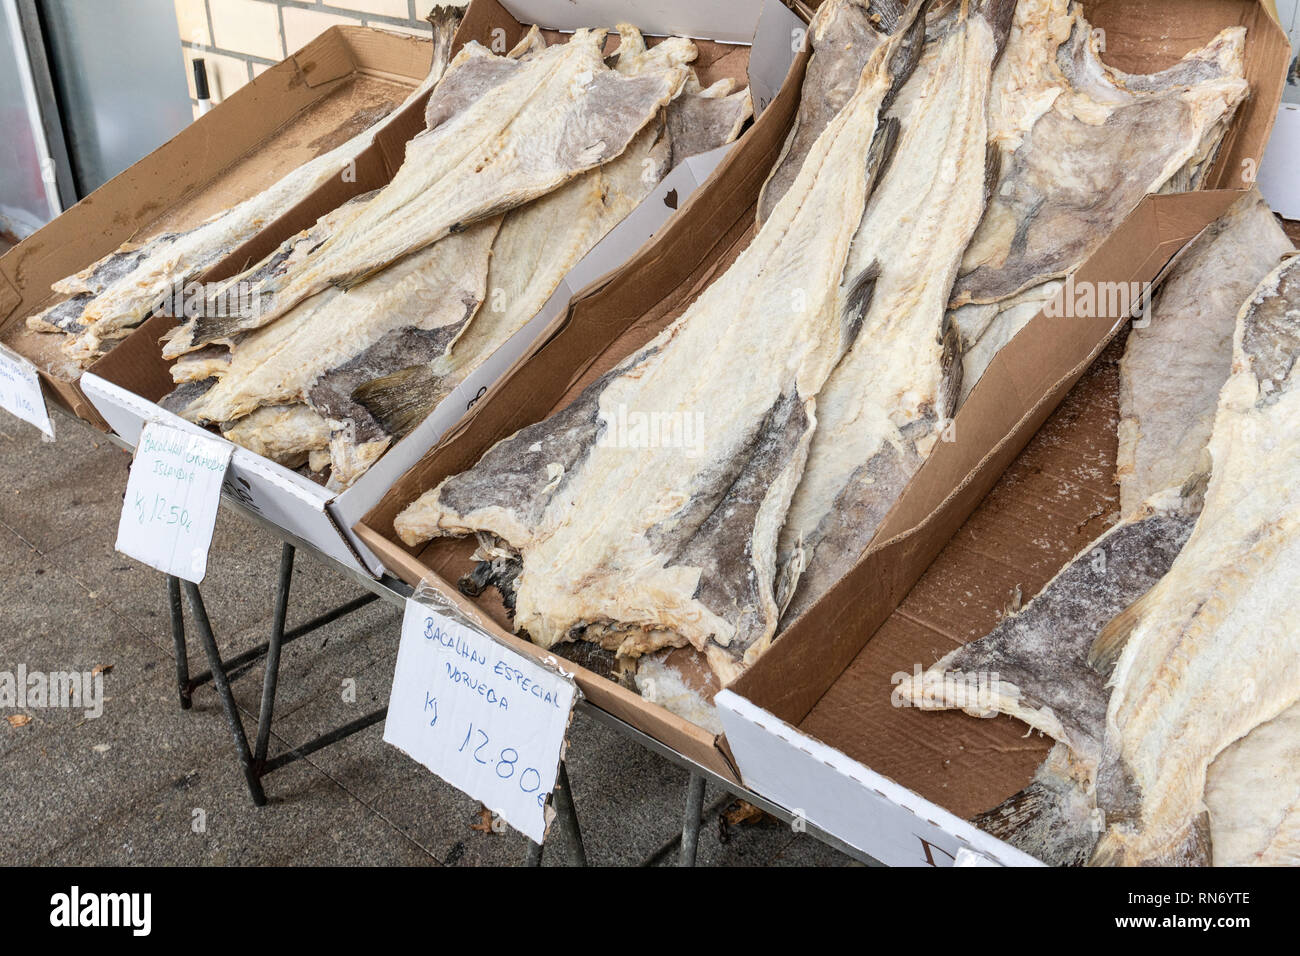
[173,0,461,112]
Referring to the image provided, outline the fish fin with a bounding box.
[938,316,963,420]
[1088,585,1159,675]
[840,262,881,349]
[331,259,393,292]
[424,4,460,42]
[982,140,1002,206]
[158,377,217,418]
[351,365,447,439]
[976,0,1019,60]
[972,786,1098,867]
[866,116,901,199]
[971,744,1102,865]
[507,25,545,59]
[881,1,929,111]
[458,544,522,617]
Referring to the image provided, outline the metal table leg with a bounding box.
[679,771,706,867]
[523,761,586,866]
[253,542,293,768]
[167,576,191,710]
[173,548,387,805]
[182,580,267,806]
[553,762,587,866]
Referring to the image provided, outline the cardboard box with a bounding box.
[713,0,1293,867]
[0,25,437,428]
[357,2,1289,817]
[79,0,803,578]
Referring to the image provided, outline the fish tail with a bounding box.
[972,745,1102,865]
[351,364,448,439]
[424,4,460,54]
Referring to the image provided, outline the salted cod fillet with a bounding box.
[950,3,1249,402]
[899,199,1295,863]
[1088,256,1300,866]
[163,30,691,356]
[219,404,332,470]
[352,80,752,447]
[158,28,556,400]
[951,12,1248,306]
[169,39,751,490]
[30,8,461,366]
[171,29,748,494]
[310,112,686,491]
[161,218,501,482]
[1117,188,1294,515]
[902,251,1300,866]
[394,3,928,684]
[755,0,902,227]
[774,0,1016,625]
[155,23,559,363]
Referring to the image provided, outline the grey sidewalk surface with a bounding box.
[0,411,855,866]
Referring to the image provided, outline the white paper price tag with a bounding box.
[385,597,578,843]
[115,422,233,583]
[0,345,53,438]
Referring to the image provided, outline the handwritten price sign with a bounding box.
[384,597,578,843]
[0,346,53,438]
[115,422,232,582]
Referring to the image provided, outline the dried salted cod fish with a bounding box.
[1089,257,1300,866]
[892,198,1284,861]
[353,79,751,444]
[610,26,698,76]
[1117,188,1293,515]
[395,6,928,683]
[170,29,747,492]
[949,280,1060,405]
[950,4,1249,403]
[165,30,691,355]
[351,116,677,442]
[951,17,1248,307]
[169,345,233,384]
[234,107,690,489]
[775,0,1016,624]
[899,484,1201,769]
[605,26,752,164]
[219,404,331,469]
[162,218,500,468]
[982,0,1074,157]
[30,7,461,365]
[665,81,753,167]
[755,0,907,227]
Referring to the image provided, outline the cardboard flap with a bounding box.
[341,23,438,81]
[291,26,364,87]
[0,268,19,324]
